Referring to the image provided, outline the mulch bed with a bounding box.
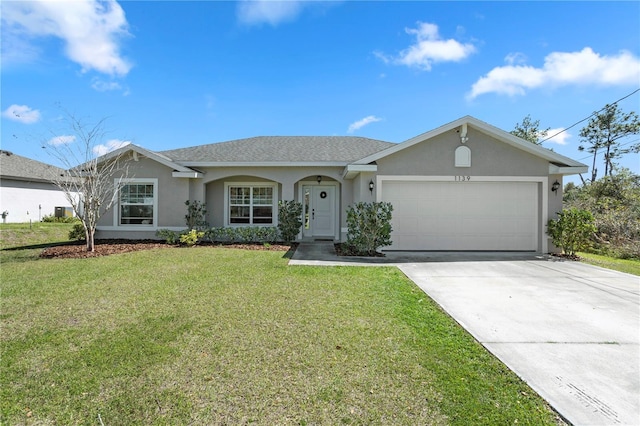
[40,240,294,259]
[334,243,385,257]
[550,253,581,261]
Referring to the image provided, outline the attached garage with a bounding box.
[381,178,541,251]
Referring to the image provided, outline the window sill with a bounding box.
[96,225,160,231]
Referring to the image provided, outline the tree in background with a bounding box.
[578,104,640,182]
[510,114,549,145]
[44,115,130,252]
[564,169,640,259]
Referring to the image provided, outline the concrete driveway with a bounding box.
[399,258,640,426]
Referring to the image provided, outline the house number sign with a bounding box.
[454,176,471,181]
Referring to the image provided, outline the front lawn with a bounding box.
[578,252,640,276]
[1,241,563,424]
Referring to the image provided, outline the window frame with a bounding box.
[114,178,158,228]
[224,182,278,227]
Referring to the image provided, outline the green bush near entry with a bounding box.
[345,202,393,256]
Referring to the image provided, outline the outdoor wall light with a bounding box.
[551,180,560,194]
[317,175,322,184]
[369,180,375,193]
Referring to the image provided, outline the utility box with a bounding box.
[55,207,74,218]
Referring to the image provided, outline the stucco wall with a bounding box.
[376,127,549,177]
[200,166,345,229]
[547,174,564,253]
[97,157,190,236]
[0,179,78,223]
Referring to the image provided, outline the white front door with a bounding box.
[303,185,336,238]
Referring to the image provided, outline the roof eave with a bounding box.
[176,161,349,168]
[353,115,588,170]
[342,164,378,179]
[96,144,196,174]
[172,171,205,178]
[549,164,589,176]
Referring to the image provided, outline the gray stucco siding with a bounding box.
[375,128,549,177]
[97,158,189,231]
[200,167,346,229]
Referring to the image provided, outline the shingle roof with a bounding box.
[0,150,65,182]
[159,136,396,163]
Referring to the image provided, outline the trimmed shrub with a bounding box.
[185,200,208,230]
[345,202,393,256]
[204,227,278,244]
[180,229,204,246]
[547,208,597,256]
[278,200,303,243]
[68,223,86,241]
[43,214,79,224]
[156,229,182,245]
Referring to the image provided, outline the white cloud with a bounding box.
[377,22,476,71]
[93,139,130,156]
[91,78,122,92]
[237,1,305,26]
[469,48,640,99]
[1,0,132,76]
[504,52,527,66]
[544,128,571,145]
[48,135,76,146]
[1,104,42,124]
[348,116,382,133]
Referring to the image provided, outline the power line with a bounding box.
[576,137,640,161]
[539,87,640,144]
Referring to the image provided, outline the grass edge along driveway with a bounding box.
[1,246,564,425]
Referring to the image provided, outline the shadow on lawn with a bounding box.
[1,241,81,252]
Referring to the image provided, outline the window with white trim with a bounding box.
[119,182,156,225]
[228,185,275,225]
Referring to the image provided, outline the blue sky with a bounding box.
[2,1,639,183]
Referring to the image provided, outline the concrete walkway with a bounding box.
[289,242,640,426]
[289,241,547,265]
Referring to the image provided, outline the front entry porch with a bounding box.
[300,181,340,241]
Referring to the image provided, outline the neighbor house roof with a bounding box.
[0,150,65,183]
[159,136,396,165]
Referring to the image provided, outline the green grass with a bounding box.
[0,235,563,425]
[578,252,640,276]
[0,222,76,262]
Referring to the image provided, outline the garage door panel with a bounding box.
[391,198,418,214]
[393,216,418,233]
[382,181,539,251]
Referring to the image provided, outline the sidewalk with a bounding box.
[289,241,547,266]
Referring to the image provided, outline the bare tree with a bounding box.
[43,114,130,252]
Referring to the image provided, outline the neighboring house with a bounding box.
[0,150,78,223]
[96,116,587,253]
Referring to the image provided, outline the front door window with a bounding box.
[304,187,311,230]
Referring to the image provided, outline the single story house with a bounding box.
[0,150,78,223]
[96,116,587,253]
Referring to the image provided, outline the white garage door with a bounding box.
[381,181,539,251]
